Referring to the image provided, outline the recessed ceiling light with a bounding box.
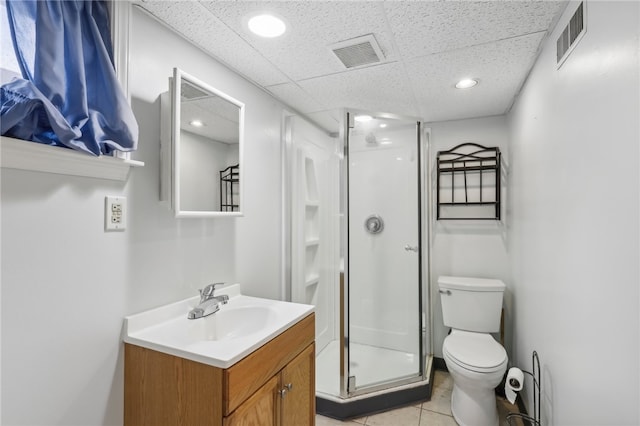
[354,115,373,122]
[190,120,204,127]
[248,14,286,38]
[455,78,478,89]
[379,123,387,128]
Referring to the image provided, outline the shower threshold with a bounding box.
[316,373,433,420]
[315,340,434,420]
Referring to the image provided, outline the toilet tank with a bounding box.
[438,276,506,333]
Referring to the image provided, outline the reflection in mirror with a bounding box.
[161,68,244,217]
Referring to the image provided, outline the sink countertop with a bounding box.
[123,284,314,369]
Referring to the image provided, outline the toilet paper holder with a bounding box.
[506,351,541,426]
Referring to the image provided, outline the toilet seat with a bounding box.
[443,330,507,373]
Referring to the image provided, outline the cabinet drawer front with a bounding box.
[224,313,315,415]
[223,375,280,426]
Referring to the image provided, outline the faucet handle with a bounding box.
[199,282,226,301]
[212,282,227,290]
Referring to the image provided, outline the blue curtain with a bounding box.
[1,0,138,156]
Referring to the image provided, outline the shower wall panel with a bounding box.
[289,116,340,355]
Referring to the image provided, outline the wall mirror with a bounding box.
[161,68,244,217]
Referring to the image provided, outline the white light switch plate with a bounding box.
[105,196,126,232]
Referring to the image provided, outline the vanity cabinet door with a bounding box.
[224,375,280,426]
[280,343,315,426]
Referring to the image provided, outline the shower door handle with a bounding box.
[404,245,418,252]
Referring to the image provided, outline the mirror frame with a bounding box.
[171,67,245,217]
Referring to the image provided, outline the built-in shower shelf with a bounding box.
[305,275,320,287]
[305,201,320,207]
[305,238,320,247]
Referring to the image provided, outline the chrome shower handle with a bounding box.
[404,245,418,252]
[439,289,452,295]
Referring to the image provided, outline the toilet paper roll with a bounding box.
[505,367,524,404]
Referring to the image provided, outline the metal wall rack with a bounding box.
[219,164,239,212]
[436,143,501,220]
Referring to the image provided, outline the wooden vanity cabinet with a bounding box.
[224,344,315,426]
[125,313,315,426]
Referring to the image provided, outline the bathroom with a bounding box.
[0,1,638,425]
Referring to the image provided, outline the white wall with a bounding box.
[507,2,639,424]
[427,116,510,358]
[0,6,286,425]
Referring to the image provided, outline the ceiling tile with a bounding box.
[137,1,289,86]
[405,32,546,122]
[265,82,326,114]
[199,1,398,81]
[305,110,342,135]
[384,1,566,59]
[298,62,420,119]
[135,1,566,125]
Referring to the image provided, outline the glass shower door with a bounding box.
[345,112,422,395]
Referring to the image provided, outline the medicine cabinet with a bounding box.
[160,68,244,217]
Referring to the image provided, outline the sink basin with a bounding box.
[123,284,314,368]
[186,305,275,342]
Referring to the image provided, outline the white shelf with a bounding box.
[305,200,320,207]
[305,275,320,287]
[305,238,320,247]
[1,136,144,181]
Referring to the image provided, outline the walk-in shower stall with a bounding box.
[285,110,432,419]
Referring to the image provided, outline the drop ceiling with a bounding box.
[136,0,567,132]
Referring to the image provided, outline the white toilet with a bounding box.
[438,276,508,426]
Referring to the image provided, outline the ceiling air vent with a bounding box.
[557,2,586,68]
[330,34,384,69]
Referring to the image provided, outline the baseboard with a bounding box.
[433,356,448,372]
[317,379,432,420]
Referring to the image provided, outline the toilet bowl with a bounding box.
[443,329,507,426]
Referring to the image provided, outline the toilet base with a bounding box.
[450,383,499,426]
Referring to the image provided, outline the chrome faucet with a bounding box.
[187,283,229,319]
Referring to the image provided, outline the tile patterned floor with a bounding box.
[316,370,521,426]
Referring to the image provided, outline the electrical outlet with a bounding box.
[105,196,126,232]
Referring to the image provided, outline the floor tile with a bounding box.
[497,396,526,426]
[365,406,422,426]
[422,385,453,416]
[316,414,363,425]
[432,369,453,392]
[419,409,457,426]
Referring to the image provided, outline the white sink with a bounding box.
[186,305,275,342]
[123,284,314,368]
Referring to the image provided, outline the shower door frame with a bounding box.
[340,109,431,398]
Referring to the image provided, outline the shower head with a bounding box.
[365,132,377,146]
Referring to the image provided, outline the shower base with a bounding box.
[315,339,433,420]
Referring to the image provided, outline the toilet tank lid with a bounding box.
[438,276,506,291]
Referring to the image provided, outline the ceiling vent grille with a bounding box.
[330,34,385,69]
[557,2,586,68]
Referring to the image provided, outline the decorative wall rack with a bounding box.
[436,143,501,220]
[220,164,239,212]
